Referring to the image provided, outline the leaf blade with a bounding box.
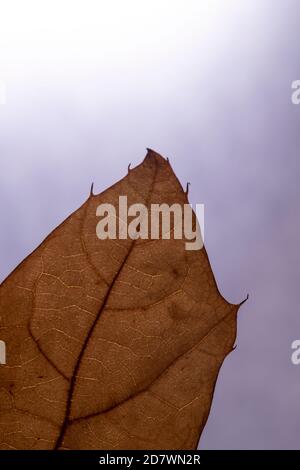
[0,149,242,450]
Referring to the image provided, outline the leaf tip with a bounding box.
[239,293,249,307]
[144,148,167,165]
[185,182,191,195]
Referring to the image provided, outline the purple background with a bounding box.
[0,1,299,449]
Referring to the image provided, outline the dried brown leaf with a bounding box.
[0,149,244,450]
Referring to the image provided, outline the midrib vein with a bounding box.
[53,159,158,449]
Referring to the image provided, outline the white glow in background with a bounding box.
[0,1,248,76]
[0,0,271,197]
[0,0,270,99]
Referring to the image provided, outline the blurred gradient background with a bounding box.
[0,0,300,449]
